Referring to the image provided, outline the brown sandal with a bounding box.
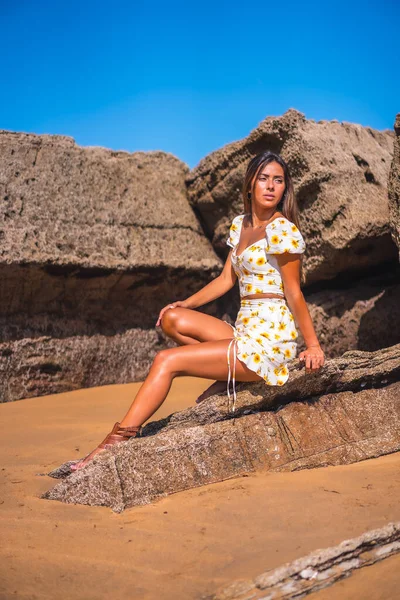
[97,422,142,450]
[71,422,142,471]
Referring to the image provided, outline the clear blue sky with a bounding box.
[1,0,398,168]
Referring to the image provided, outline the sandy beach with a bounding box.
[1,377,400,600]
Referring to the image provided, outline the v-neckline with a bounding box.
[234,214,284,258]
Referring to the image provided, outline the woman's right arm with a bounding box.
[156,251,237,325]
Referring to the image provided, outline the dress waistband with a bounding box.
[240,296,286,306]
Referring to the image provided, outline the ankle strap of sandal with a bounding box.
[117,424,142,437]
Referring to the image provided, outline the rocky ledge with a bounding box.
[43,343,400,512]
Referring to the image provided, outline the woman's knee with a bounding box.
[152,348,177,372]
[160,307,185,336]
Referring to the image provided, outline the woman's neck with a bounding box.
[250,207,279,228]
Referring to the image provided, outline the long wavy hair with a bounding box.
[242,151,305,285]
[242,151,300,227]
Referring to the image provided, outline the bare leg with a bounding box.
[73,340,260,470]
[161,307,234,400]
[161,307,234,345]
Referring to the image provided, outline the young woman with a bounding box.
[71,151,325,471]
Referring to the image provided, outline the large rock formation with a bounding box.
[389,113,400,256]
[186,109,396,285]
[43,344,400,512]
[0,132,221,401]
[1,111,398,402]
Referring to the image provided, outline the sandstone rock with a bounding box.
[212,522,400,600]
[388,113,400,256]
[43,344,400,511]
[187,109,396,284]
[0,132,221,400]
[302,270,400,357]
[0,131,218,270]
[0,328,175,403]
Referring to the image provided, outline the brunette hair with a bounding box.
[242,151,305,284]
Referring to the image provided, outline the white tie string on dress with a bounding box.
[227,337,238,413]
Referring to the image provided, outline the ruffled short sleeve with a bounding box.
[265,218,306,254]
[226,215,244,249]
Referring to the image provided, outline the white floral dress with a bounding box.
[225,214,306,411]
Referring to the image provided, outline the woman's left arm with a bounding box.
[277,254,325,372]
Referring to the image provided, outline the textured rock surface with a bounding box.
[302,270,400,357]
[43,344,400,511]
[187,109,396,284]
[0,329,175,402]
[211,522,400,600]
[0,132,221,401]
[388,113,400,256]
[0,131,219,270]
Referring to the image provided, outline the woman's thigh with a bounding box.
[161,307,235,343]
[157,339,262,382]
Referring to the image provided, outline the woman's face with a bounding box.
[251,161,286,211]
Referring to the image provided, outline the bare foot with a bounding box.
[196,380,227,404]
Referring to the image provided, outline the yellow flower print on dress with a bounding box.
[242,317,250,325]
[284,348,292,358]
[274,365,288,377]
[253,354,261,364]
[231,223,238,232]
[245,284,253,293]
[278,322,286,331]
[256,257,266,266]
[271,235,280,245]
[291,239,299,249]
[290,330,297,339]
[272,346,280,354]
[257,274,264,280]
[291,224,298,232]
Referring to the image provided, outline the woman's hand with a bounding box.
[298,344,325,373]
[156,301,188,327]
